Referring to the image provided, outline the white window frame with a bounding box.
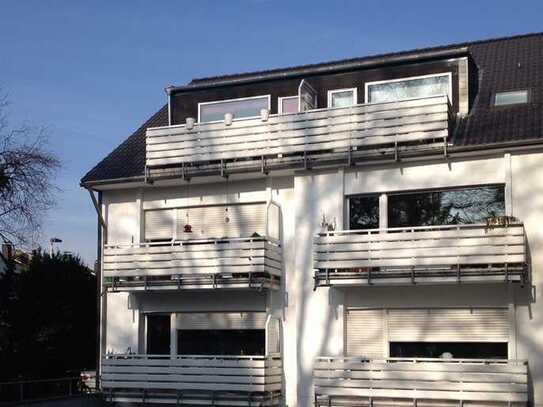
[327,88,358,108]
[278,95,299,114]
[364,72,453,104]
[197,94,271,124]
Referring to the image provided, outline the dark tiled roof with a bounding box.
[81,32,543,184]
[81,105,167,183]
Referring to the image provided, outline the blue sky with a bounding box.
[1,0,542,266]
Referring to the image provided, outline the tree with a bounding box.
[0,251,97,380]
[0,90,60,245]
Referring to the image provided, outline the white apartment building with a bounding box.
[82,33,543,406]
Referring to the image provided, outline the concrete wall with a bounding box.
[101,151,543,406]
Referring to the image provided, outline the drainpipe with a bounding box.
[84,187,106,389]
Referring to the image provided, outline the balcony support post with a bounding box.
[261,155,268,174]
[505,262,509,282]
[220,160,227,178]
[176,390,183,406]
[457,263,461,283]
[443,136,448,158]
[394,141,399,162]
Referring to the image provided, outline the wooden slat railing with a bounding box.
[103,236,282,291]
[314,223,526,287]
[146,95,451,170]
[314,356,528,404]
[102,354,282,405]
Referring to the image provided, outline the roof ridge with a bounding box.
[188,31,543,86]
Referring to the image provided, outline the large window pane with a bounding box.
[388,186,505,228]
[177,329,265,356]
[147,315,171,355]
[199,96,269,122]
[367,74,450,103]
[349,195,380,229]
[390,342,507,359]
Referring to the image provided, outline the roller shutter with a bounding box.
[177,203,266,240]
[266,317,281,354]
[345,309,385,359]
[176,312,267,330]
[388,308,509,342]
[144,209,174,240]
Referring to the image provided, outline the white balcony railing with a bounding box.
[103,236,282,291]
[102,354,282,405]
[314,223,526,287]
[314,357,528,404]
[146,95,451,174]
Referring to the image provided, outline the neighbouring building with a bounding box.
[81,33,543,406]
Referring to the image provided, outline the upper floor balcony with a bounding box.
[314,223,527,288]
[146,95,452,179]
[103,236,282,291]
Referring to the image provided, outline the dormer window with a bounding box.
[493,90,529,106]
[198,95,270,123]
[328,88,357,108]
[365,73,452,104]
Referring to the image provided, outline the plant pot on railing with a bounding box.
[485,215,517,228]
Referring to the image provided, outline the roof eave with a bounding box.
[166,46,469,95]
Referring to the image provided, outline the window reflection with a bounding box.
[367,74,450,103]
[349,195,380,230]
[388,186,505,228]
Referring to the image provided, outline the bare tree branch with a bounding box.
[0,89,60,246]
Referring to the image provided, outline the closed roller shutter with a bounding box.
[177,203,266,240]
[144,209,174,240]
[388,308,509,342]
[176,312,267,330]
[346,309,385,359]
[266,317,281,354]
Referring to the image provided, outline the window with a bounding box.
[390,342,508,359]
[146,314,171,355]
[198,95,270,123]
[494,90,529,106]
[388,186,505,228]
[348,195,380,229]
[177,329,265,356]
[279,96,299,114]
[328,88,357,108]
[144,209,174,241]
[366,73,451,104]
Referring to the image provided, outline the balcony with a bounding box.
[314,223,526,288]
[146,95,452,179]
[314,357,528,405]
[102,354,282,405]
[103,236,282,291]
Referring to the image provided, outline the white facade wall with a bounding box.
[101,151,543,406]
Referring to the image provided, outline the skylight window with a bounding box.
[493,90,529,106]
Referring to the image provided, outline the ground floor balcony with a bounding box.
[314,357,528,405]
[101,354,282,405]
[314,223,526,288]
[103,236,282,291]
